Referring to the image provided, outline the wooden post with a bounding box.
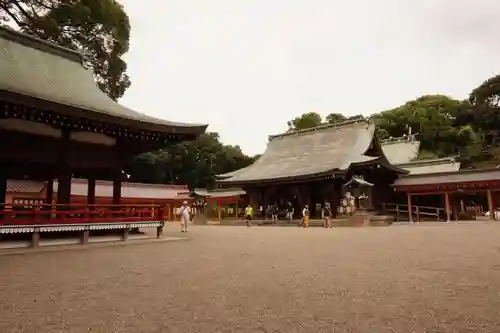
[0,173,6,220]
[235,202,239,218]
[45,177,53,205]
[81,229,90,244]
[56,129,72,205]
[112,169,122,205]
[444,191,451,223]
[87,174,96,205]
[487,189,495,221]
[122,227,130,241]
[395,204,400,222]
[416,206,420,223]
[218,202,222,221]
[407,192,413,223]
[31,228,40,248]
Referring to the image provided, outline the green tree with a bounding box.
[371,95,477,158]
[325,113,346,124]
[467,75,500,165]
[125,133,255,189]
[287,112,323,131]
[0,0,131,100]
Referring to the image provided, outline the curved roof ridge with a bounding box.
[0,26,83,64]
[380,135,418,146]
[269,118,370,141]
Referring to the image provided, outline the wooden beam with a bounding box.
[487,189,495,221]
[218,203,222,221]
[444,191,451,223]
[407,192,413,223]
[112,169,122,205]
[87,174,96,205]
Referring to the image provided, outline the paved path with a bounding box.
[1,223,500,332]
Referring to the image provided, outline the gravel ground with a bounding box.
[1,223,500,332]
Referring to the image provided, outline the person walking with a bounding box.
[179,200,191,233]
[302,204,310,228]
[271,204,279,222]
[285,201,294,224]
[244,204,253,228]
[323,203,333,228]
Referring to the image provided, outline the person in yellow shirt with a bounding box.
[302,205,310,228]
[244,204,253,228]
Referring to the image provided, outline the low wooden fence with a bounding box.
[381,203,445,222]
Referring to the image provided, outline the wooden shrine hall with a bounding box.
[216,119,500,224]
[216,119,408,220]
[390,168,500,222]
[0,27,206,243]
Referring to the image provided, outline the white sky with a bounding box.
[119,0,500,156]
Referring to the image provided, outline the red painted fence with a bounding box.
[0,203,165,226]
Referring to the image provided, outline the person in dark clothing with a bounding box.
[271,204,279,221]
[285,201,294,223]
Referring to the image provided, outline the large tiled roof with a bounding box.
[393,168,500,187]
[218,119,403,184]
[0,27,207,135]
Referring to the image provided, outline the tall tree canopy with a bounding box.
[0,0,131,100]
[124,133,255,189]
[287,112,323,131]
[370,95,482,163]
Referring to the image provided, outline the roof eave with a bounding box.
[0,90,208,137]
[217,169,347,186]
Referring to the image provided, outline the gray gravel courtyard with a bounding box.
[1,223,500,332]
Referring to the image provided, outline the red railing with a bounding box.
[0,203,165,226]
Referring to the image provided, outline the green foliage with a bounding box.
[287,112,323,131]
[124,133,255,190]
[371,95,476,158]
[0,0,131,100]
[325,113,346,124]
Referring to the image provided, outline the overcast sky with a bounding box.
[119,0,500,156]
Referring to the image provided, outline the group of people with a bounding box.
[177,200,334,232]
[244,202,334,228]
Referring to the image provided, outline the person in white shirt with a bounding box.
[180,201,191,233]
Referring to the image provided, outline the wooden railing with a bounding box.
[0,203,165,226]
[381,202,444,222]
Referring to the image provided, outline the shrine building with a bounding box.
[0,26,206,243]
[217,119,500,224]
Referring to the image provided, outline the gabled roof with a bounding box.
[380,137,461,175]
[0,27,207,135]
[397,157,461,175]
[381,137,420,165]
[218,119,405,185]
[344,177,374,188]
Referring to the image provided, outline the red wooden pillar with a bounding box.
[331,179,342,219]
[45,178,53,204]
[487,189,495,221]
[444,191,451,223]
[56,130,72,205]
[112,169,122,205]
[407,192,413,223]
[0,172,6,221]
[0,173,6,205]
